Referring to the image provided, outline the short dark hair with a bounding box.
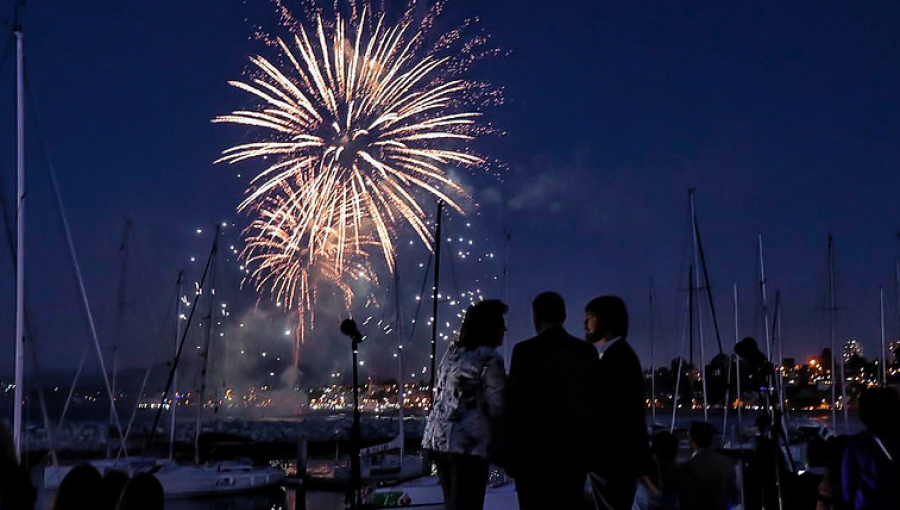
[806,436,829,468]
[859,387,900,435]
[689,421,716,448]
[458,299,508,349]
[651,430,678,462]
[533,291,566,325]
[584,296,628,337]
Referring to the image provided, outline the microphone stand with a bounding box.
[342,319,365,508]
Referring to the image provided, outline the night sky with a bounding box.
[2,1,900,384]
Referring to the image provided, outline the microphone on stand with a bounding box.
[340,319,364,344]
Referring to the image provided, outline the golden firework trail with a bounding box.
[242,185,379,365]
[216,1,494,365]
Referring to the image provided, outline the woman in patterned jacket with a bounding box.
[422,299,508,510]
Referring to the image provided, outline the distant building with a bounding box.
[844,339,863,362]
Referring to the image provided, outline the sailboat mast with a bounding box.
[429,201,443,395]
[758,235,772,362]
[690,192,709,420]
[502,229,511,368]
[881,286,887,385]
[108,219,132,458]
[195,226,220,464]
[828,234,837,432]
[171,270,184,460]
[393,263,405,468]
[733,282,746,510]
[13,20,26,462]
[649,277,656,426]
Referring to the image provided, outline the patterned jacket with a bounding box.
[422,343,506,459]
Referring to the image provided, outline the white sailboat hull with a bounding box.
[44,460,285,498]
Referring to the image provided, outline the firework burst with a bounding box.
[216,1,495,364]
[216,6,487,272]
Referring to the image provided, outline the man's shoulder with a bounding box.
[605,338,640,362]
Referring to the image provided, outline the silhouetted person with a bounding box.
[679,421,738,510]
[116,472,164,510]
[792,436,828,510]
[508,291,600,510]
[634,430,679,510]
[842,387,900,510]
[101,470,131,510]
[422,299,508,510]
[52,463,102,510]
[585,295,650,510]
[751,414,790,510]
[0,422,35,510]
[819,435,850,510]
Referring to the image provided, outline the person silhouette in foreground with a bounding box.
[585,295,650,510]
[508,291,600,510]
[679,421,738,510]
[0,423,36,510]
[115,472,164,510]
[634,430,679,510]
[52,463,103,510]
[422,299,508,510]
[841,386,900,510]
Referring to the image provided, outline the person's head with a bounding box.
[53,463,103,510]
[688,421,716,450]
[859,386,900,436]
[101,470,131,510]
[651,430,678,462]
[458,299,508,350]
[532,291,566,333]
[805,436,829,469]
[116,473,164,510]
[584,295,628,343]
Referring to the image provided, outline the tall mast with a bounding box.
[881,286,887,385]
[13,16,26,463]
[171,270,184,460]
[195,226,220,464]
[393,262,405,468]
[671,269,692,433]
[429,201,443,395]
[690,191,708,420]
[895,232,900,376]
[758,235,772,362]
[828,234,837,432]
[733,282,746,510]
[501,229,511,368]
[689,265,694,369]
[649,277,656,426]
[774,292,789,427]
[108,219,132,458]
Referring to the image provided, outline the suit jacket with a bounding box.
[678,448,738,510]
[593,338,650,480]
[507,325,601,476]
[842,432,900,510]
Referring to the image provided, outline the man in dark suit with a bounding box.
[508,291,601,510]
[679,421,738,510]
[584,295,650,510]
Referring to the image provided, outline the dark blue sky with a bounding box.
[2,1,900,381]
